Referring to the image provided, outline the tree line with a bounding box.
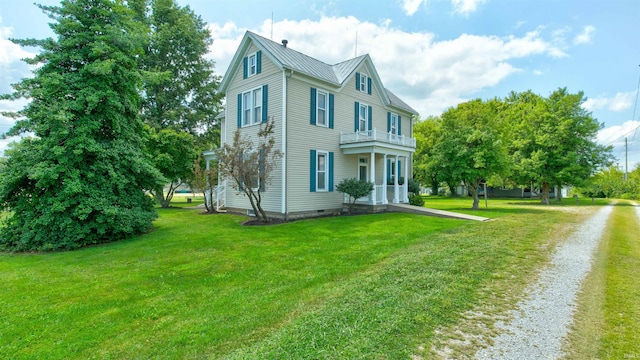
[0,0,221,251]
[413,88,614,209]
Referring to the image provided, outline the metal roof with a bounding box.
[220,31,418,116]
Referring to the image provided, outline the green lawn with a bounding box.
[0,198,606,359]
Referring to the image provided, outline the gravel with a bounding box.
[475,205,613,360]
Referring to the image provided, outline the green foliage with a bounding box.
[408,178,421,194]
[413,116,443,194]
[336,178,374,214]
[504,88,613,204]
[187,154,218,213]
[435,99,510,209]
[578,165,640,199]
[134,0,222,148]
[146,127,197,207]
[0,0,163,251]
[408,193,424,206]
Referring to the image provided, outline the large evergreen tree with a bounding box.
[0,0,163,251]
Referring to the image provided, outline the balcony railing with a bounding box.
[339,128,416,148]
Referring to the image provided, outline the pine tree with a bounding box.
[0,0,163,251]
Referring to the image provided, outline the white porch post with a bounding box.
[382,154,388,204]
[393,155,399,203]
[403,156,409,202]
[370,152,376,204]
[205,157,211,208]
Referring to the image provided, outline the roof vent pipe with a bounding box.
[282,39,288,48]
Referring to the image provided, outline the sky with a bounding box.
[1,0,639,169]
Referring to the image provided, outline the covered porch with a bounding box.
[340,129,415,205]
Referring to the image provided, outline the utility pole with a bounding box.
[625,137,628,181]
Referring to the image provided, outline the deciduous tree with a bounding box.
[436,99,509,209]
[215,119,282,222]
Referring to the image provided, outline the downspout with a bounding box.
[281,70,287,217]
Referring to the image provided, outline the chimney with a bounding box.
[281,39,288,48]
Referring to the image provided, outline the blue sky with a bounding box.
[1,0,639,167]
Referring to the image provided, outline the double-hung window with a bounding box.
[316,151,328,191]
[359,103,368,132]
[316,90,328,127]
[359,73,368,92]
[390,113,398,135]
[248,53,257,76]
[242,87,262,126]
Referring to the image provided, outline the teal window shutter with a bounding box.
[398,115,402,135]
[310,88,317,125]
[367,77,372,95]
[262,84,268,123]
[368,105,372,131]
[243,57,248,79]
[354,102,359,132]
[328,152,334,192]
[387,112,391,132]
[237,93,242,128]
[256,51,262,74]
[329,94,334,129]
[398,161,402,183]
[387,159,392,183]
[310,150,317,192]
[355,72,360,90]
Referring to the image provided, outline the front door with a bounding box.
[358,157,368,181]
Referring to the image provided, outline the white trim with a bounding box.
[315,89,329,127]
[390,112,399,135]
[281,71,287,215]
[247,51,257,77]
[359,73,368,93]
[358,103,369,132]
[358,156,369,181]
[316,150,329,192]
[241,86,263,127]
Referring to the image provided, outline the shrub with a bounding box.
[336,178,374,215]
[408,179,420,194]
[409,193,424,207]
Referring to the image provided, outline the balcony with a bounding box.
[339,128,416,149]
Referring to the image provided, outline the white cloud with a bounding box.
[451,0,487,16]
[401,0,424,16]
[0,25,35,65]
[583,91,636,112]
[209,16,567,117]
[597,120,640,167]
[573,25,595,45]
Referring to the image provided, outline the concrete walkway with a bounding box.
[387,203,490,221]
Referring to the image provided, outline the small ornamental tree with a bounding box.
[336,178,374,215]
[187,154,218,213]
[215,119,282,222]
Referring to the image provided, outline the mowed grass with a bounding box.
[565,202,640,359]
[0,199,601,359]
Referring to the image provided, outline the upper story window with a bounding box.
[242,87,262,126]
[248,53,257,76]
[359,73,368,92]
[243,51,262,79]
[390,113,398,135]
[359,103,368,132]
[355,72,371,94]
[316,90,328,127]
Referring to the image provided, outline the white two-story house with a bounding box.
[212,31,418,219]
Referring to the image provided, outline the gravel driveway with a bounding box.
[474,205,613,360]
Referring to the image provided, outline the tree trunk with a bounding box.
[469,187,480,209]
[556,185,563,202]
[154,186,170,208]
[541,182,550,205]
[430,177,439,195]
[447,181,458,197]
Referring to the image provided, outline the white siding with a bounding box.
[224,43,284,213]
